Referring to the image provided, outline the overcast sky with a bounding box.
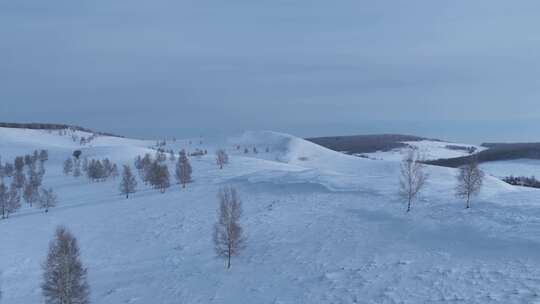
[1,0,540,142]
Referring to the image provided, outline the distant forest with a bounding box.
[307,134,432,154]
[426,143,540,167]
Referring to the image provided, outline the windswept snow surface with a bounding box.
[1,128,540,303]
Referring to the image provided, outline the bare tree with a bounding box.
[111,164,119,179]
[119,165,137,198]
[0,183,20,219]
[455,158,484,209]
[23,179,40,207]
[216,149,229,169]
[63,158,73,176]
[213,186,245,269]
[6,183,20,218]
[73,159,82,178]
[12,168,25,189]
[175,150,192,188]
[147,161,170,193]
[39,188,57,213]
[42,226,90,304]
[399,149,428,212]
[0,183,7,219]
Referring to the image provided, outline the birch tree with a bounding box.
[175,150,192,188]
[42,226,90,304]
[39,188,57,213]
[399,149,428,212]
[216,150,228,170]
[213,186,245,269]
[119,165,137,198]
[456,158,484,209]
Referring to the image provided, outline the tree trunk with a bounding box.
[406,197,411,212]
[466,193,470,209]
[227,247,231,269]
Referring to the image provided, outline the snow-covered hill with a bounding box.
[1,128,540,303]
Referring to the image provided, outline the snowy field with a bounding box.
[363,140,485,161]
[2,128,540,303]
[481,159,540,179]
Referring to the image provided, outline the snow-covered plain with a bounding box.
[1,128,540,303]
[481,159,540,179]
[363,140,486,161]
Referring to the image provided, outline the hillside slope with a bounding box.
[1,128,539,303]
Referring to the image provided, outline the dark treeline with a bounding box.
[503,175,540,189]
[426,143,540,168]
[307,134,433,154]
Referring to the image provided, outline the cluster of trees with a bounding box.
[137,154,171,193]
[445,145,477,154]
[65,155,118,182]
[0,150,56,219]
[235,146,270,154]
[86,158,118,182]
[399,149,484,212]
[130,148,197,195]
[503,175,540,189]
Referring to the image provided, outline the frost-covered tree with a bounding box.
[0,157,4,181]
[155,150,167,163]
[24,154,34,167]
[6,183,20,218]
[0,183,8,219]
[39,188,57,213]
[23,181,40,207]
[102,158,113,177]
[139,154,153,184]
[3,163,13,178]
[63,158,74,176]
[134,156,143,173]
[82,158,88,173]
[14,156,24,172]
[39,149,49,163]
[153,163,170,193]
[456,158,484,209]
[23,167,42,207]
[42,226,90,304]
[119,165,137,198]
[169,151,176,162]
[87,160,106,182]
[216,149,229,169]
[213,186,245,269]
[73,159,82,178]
[175,150,192,188]
[111,164,119,179]
[12,158,26,189]
[399,149,428,213]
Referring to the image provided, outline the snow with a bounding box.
[481,159,540,179]
[1,127,540,303]
[365,140,486,161]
